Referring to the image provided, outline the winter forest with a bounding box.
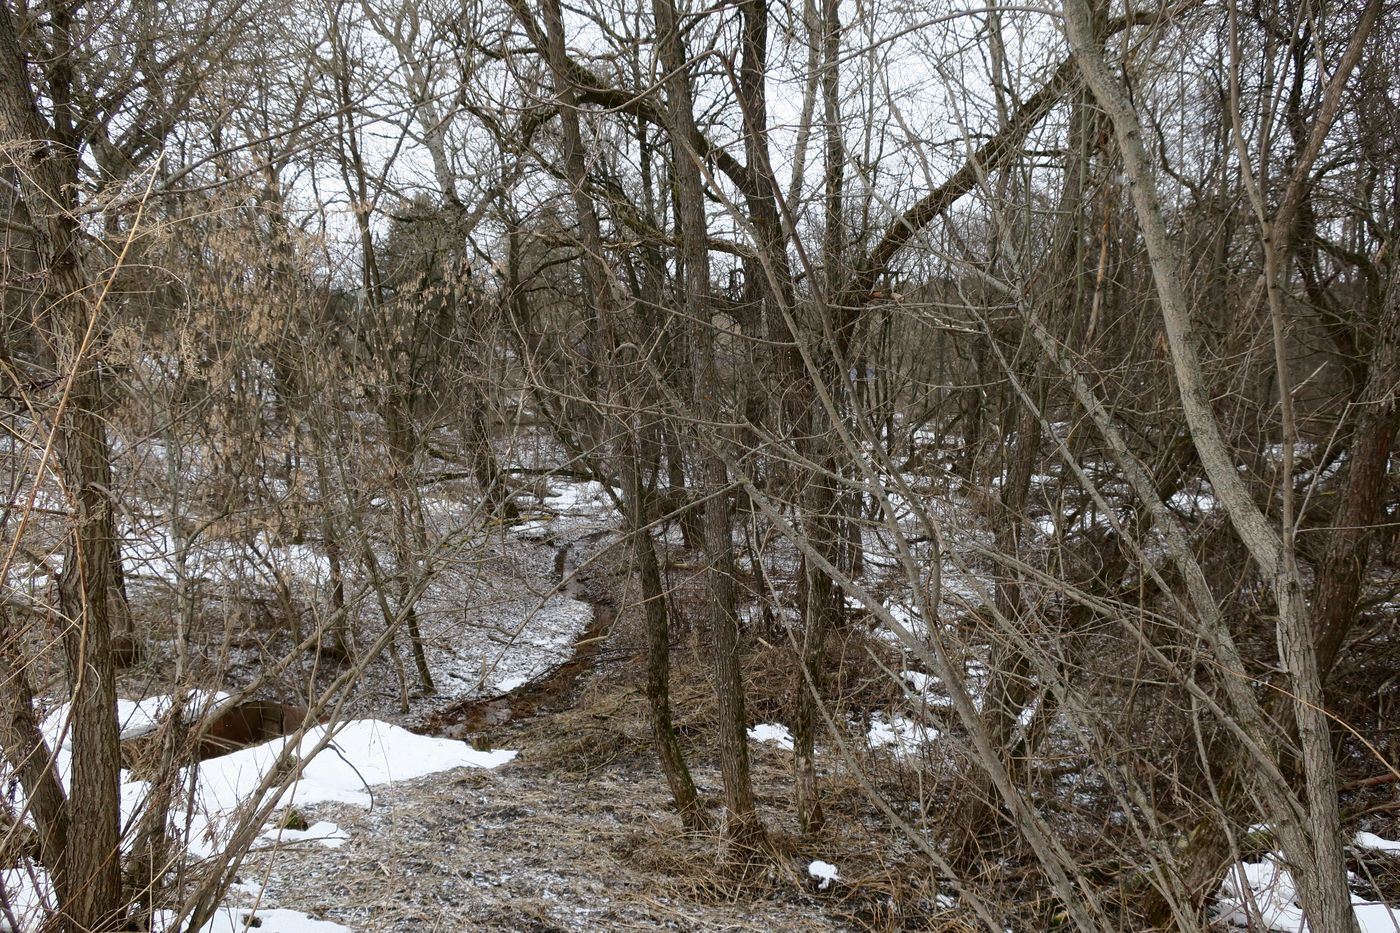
[0,0,1397,928]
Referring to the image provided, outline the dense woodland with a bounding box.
[0,0,1397,928]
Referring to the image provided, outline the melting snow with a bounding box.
[808,860,840,890]
[1216,855,1400,932]
[257,820,349,849]
[747,722,795,751]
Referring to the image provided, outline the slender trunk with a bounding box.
[625,437,703,830]
[462,379,518,520]
[1061,1,1360,927]
[652,0,768,856]
[388,403,434,694]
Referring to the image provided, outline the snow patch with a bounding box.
[258,820,349,849]
[1216,855,1400,932]
[808,859,840,890]
[867,713,940,757]
[747,722,795,751]
[1355,832,1400,855]
[544,481,619,515]
[0,715,514,930]
[183,720,514,835]
[169,907,350,933]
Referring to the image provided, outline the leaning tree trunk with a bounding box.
[1060,0,1366,926]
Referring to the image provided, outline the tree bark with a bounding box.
[1059,1,1359,927]
[0,6,124,927]
[651,0,768,857]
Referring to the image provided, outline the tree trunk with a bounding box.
[0,7,124,926]
[1312,272,1400,676]
[625,437,704,831]
[651,0,768,857]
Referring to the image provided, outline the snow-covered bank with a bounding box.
[2,716,515,931]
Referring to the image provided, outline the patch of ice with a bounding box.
[747,722,795,751]
[808,859,839,890]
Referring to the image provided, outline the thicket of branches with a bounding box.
[0,0,1396,928]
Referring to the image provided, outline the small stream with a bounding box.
[418,534,616,740]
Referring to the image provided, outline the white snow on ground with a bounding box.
[748,722,795,750]
[416,478,614,701]
[1,715,514,931]
[257,820,349,849]
[874,600,930,646]
[512,517,551,536]
[867,712,940,757]
[159,907,350,933]
[116,691,233,740]
[179,720,514,857]
[1356,832,1400,855]
[543,481,621,515]
[808,860,840,890]
[1216,856,1400,932]
[899,670,951,707]
[1167,488,1219,515]
[426,591,592,700]
[115,519,333,590]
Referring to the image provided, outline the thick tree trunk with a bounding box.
[0,7,124,927]
[55,392,124,932]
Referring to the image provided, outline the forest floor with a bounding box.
[214,495,948,932]
[15,464,1400,932]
